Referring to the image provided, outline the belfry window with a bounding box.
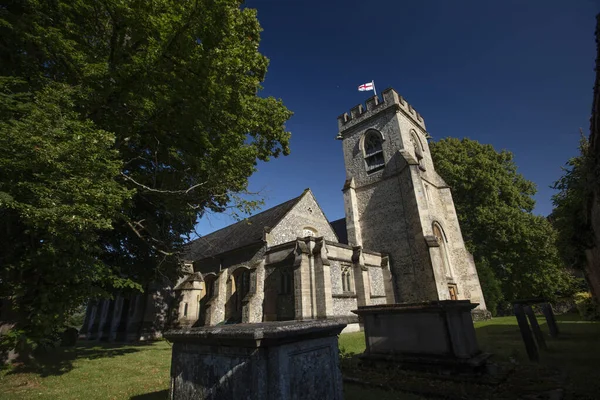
[364,130,385,173]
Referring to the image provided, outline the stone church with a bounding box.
[80,88,488,341]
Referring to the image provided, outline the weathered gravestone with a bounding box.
[512,298,560,361]
[165,320,346,400]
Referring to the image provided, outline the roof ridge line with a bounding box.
[185,190,307,247]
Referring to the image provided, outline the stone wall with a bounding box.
[195,247,266,325]
[423,178,486,308]
[329,261,344,295]
[165,320,346,400]
[368,265,385,297]
[270,190,338,245]
[332,297,358,316]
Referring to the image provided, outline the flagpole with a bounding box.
[372,80,377,97]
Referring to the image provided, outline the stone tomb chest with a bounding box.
[165,320,346,400]
[353,300,488,371]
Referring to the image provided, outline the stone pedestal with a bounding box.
[165,320,346,400]
[353,300,488,371]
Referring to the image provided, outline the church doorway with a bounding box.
[263,267,295,321]
[448,284,458,301]
[276,268,295,320]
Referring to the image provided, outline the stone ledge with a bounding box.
[327,315,359,325]
[333,293,357,298]
[353,300,479,315]
[164,320,346,348]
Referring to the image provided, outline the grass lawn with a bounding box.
[1,314,598,399]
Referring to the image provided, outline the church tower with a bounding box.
[337,88,487,312]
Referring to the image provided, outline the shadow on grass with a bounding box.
[475,315,600,398]
[7,340,159,378]
[130,389,169,399]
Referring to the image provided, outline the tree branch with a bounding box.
[120,172,206,194]
[126,220,173,257]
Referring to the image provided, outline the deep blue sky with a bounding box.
[195,0,600,237]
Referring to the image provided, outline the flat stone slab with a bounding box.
[353,300,486,372]
[164,319,346,346]
[165,320,346,400]
[353,299,479,314]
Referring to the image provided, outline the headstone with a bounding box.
[524,305,547,350]
[513,303,539,361]
[541,303,559,338]
[165,320,346,400]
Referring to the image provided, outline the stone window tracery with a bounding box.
[235,269,251,302]
[363,130,385,173]
[341,265,353,293]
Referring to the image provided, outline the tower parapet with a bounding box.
[337,88,426,133]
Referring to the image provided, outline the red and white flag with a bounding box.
[358,81,374,92]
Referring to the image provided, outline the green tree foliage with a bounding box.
[551,136,594,271]
[430,138,573,313]
[0,0,292,346]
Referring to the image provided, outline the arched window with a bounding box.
[363,130,385,172]
[233,268,251,313]
[410,131,425,170]
[341,265,353,292]
[433,222,452,279]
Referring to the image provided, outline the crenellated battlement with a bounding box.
[337,88,426,133]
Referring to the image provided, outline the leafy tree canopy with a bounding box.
[430,138,574,313]
[0,0,292,346]
[551,135,595,271]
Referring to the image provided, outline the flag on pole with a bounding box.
[358,81,374,92]
[358,81,377,96]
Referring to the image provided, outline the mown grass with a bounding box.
[1,314,598,400]
[0,342,172,400]
[339,314,600,399]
